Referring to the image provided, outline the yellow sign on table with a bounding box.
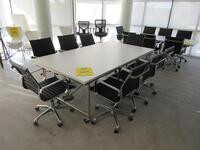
[76,67,94,76]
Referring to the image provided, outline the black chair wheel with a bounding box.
[150,83,154,87]
[162,67,165,70]
[83,118,90,123]
[153,91,157,95]
[35,107,39,111]
[132,108,136,113]
[114,127,119,134]
[33,121,38,126]
[175,69,179,72]
[184,59,187,62]
[70,108,75,112]
[91,119,97,125]
[144,100,148,105]
[95,105,99,110]
[128,115,133,121]
[178,65,181,69]
[57,122,63,127]
[114,104,119,109]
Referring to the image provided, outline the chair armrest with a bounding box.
[99,81,120,93]
[39,78,66,94]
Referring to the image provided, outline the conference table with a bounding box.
[31,41,153,122]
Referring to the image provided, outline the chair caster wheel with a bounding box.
[83,118,90,123]
[91,119,97,125]
[128,114,133,121]
[35,107,39,111]
[150,83,154,87]
[114,127,120,134]
[132,108,136,113]
[176,69,178,72]
[144,100,148,105]
[57,122,63,127]
[162,67,165,70]
[70,108,75,112]
[185,60,187,62]
[33,121,38,126]
[153,91,157,95]
[178,65,180,69]
[95,105,99,110]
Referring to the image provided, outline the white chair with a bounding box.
[59,26,73,35]
[24,30,41,49]
[5,26,24,58]
[11,14,30,31]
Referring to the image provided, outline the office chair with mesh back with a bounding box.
[77,21,90,35]
[125,33,144,46]
[143,26,156,35]
[10,60,73,127]
[30,37,56,58]
[58,34,78,51]
[79,33,95,47]
[163,37,184,72]
[94,19,108,42]
[158,28,173,37]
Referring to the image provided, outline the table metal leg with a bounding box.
[87,84,91,120]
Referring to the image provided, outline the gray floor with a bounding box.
[0,55,200,150]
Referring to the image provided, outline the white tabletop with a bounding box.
[31,41,153,85]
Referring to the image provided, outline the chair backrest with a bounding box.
[142,34,156,49]
[95,19,107,33]
[122,62,149,97]
[57,34,78,50]
[158,28,173,37]
[9,60,40,94]
[163,37,184,55]
[6,26,23,42]
[30,37,56,57]
[25,30,40,40]
[78,21,90,34]
[79,33,95,47]
[11,14,30,31]
[59,26,73,35]
[143,26,156,35]
[176,30,192,39]
[125,33,144,46]
[116,26,124,40]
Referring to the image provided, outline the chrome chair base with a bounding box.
[33,99,63,127]
[92,103,133,133]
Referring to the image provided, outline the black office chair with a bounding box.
[143,26,156,35]
[91,63,149,133]
[94,19,108,42]
[158,28,173,37]
[142,34,156,49]
[176,30,192,40]
[77,21,90,35]
[130,52,166,96]
[79,33,95,47]
[10,60,73,127]
[125,33,144,46]
[30,37,56,57]
[57,34,78,51]
[163,37,184,71]
[116,26,129,42]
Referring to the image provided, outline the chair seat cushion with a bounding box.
[94,32,107,37]
[96,77,123,103]
[39,77,67,101]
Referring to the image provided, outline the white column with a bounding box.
[120,0,133,32]
[34,0,52,38]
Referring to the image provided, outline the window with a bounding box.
[144,1,172,28]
